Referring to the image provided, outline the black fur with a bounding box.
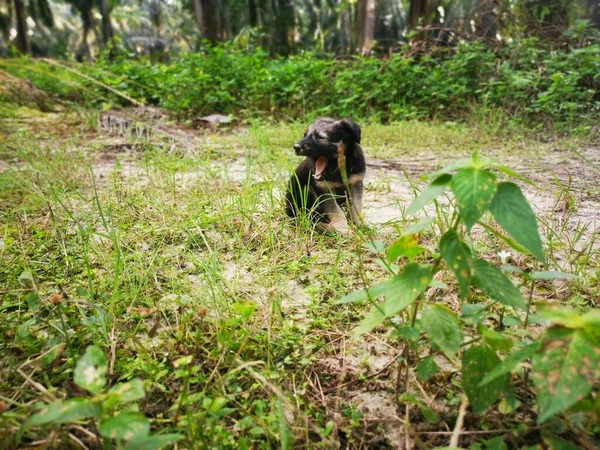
[285,118,366,233]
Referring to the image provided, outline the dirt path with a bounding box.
[92,109,599,255]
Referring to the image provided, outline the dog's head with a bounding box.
[293,118,361,180]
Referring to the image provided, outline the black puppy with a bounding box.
[285,118,366,234]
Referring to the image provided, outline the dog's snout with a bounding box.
[294,143,302,154]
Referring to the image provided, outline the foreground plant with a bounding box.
[23,345,182,449]
[339,153,599,444]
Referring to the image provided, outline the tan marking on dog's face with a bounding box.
[315,180,345,191]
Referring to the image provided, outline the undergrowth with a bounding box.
[0,108,598,448]
[0,36,599,130]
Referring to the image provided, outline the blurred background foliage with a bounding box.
[0,0,598,125]
[1,0,599,58]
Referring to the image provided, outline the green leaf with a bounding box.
[479,326,513,352]
[543,436,581,450]
[26,399,101,426]
[74,345,107,394]
[530,271,577,280]
[498,398,521,415]
[489,182,544,262]
[471,259,526,309]
[461,304,488,325]
[450,168,497,231]
[580,310,600,336]
[502,264,524,273]
[416,356,438,382]
[41,344,64,367]
[208,396,228,415]
[417,403,439,424]
[420,305,462,358]
[462,345,507,414]
[99,412,150,441]
[479,158,533,185]
[108,379,146,404]
[387,234,426,262]
[173,355,193,368]
[427,157,473,179]
[391,326,420,341]
[406,174,452,215]
[480,222,531,256]
[337,280,388,304]
[25,292,40,312]
[480,341,541,386]
[276,398,292,450]
[429,279,447,289]
[355,264,432,335]
[538,306,580,328]
[363,240,385,253]
[232,301,256,319]
[123,434,183,450]
[440,229,472,298]
[355,307,386,336]
[502,316,521,327]
[403,217,436,235]
[479,436,508,450]
[18,270,36,291]
[531,329,600,423]
[380,264,432,316]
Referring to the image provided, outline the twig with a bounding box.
[524,279,535,329]
[70,425,98,441]
[68,433,91,450]
[41,58,145,108]
[108,325,117,377]
[16,368,56,401]
[450,395,469,448]
[362,420,514,436]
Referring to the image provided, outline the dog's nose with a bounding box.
[294,143,302,154]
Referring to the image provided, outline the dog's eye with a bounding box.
[316,133,327,140]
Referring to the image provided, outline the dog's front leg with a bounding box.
[320,197,349,235]
[348,179,364,225]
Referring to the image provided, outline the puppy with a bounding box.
[285,118,366,234]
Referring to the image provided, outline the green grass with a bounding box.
[0,109,598,449]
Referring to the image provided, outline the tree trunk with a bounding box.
[98,0,114,46]
[477,0,498,40]
[150,0,162,33]
[88,9,102,47]
[522,0,571,37]
[13,0,29,54]
[358,0,375,55]
[193,0,204,30]
[249,0,258,27]
[194,0,218,42]
[76,23,93,62]
[273,0,293,55]
[408,0,433,31]
[589,0,600,29]
[220,0,230,40]
[339,5,351,54]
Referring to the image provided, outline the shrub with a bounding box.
[340,153,599,436]
[1,38,598,124]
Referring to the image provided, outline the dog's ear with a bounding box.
[337,118,361,144]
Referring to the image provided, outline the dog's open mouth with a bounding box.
[313,156,326,180]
